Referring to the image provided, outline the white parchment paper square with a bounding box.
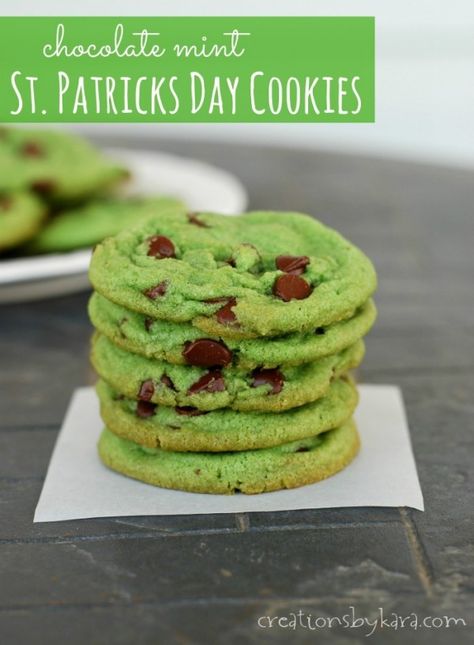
[34,384,424,522]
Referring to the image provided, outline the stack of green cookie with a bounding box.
[89,209,377,494]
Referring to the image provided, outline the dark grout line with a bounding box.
[399,507,434,598]
[0,589,428,615]
[0,519,400,545]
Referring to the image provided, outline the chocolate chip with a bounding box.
[204,297,239,325]
[175,406,207,416]
[113,393,125,401]
[31,179,55,195]
[187,212,209,228]
[188,370,225,394]
[147,235,175,258]
[136,400,156,418]
[0,195,12,211]
[144,317,154,332]
[144,281,168,299]
[22,141,43,157]
[160,374,176,391]
[275,255,310,275]
[251,368,284,394]
[138,379,155,401]
[315,327,325,335]
[295,446,310,453]
[273,274,312,302]
[216,297,238,326]
[183,339,232,367]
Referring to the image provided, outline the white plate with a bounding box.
[0,148,248,304]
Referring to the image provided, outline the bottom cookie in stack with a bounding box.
[96,375,360,494]
[98,421,359,495]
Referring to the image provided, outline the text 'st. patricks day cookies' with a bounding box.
[89,210,377,337]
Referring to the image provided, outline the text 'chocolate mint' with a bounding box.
[183,339,232,367]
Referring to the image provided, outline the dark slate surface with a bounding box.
[0,136,473,644]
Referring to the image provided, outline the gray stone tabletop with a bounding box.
[0,136,472,644]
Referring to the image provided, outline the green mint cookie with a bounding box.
[29,197,184,253]
[98,420,360,494]
[0,190,46,252]
[0,127,127,203]
[89,291,376,369]
[91,332,364,412]
[89,209,377,337]
[97,376,358,452]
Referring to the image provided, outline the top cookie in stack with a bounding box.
[89,209,377,494]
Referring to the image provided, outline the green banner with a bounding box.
[0,17,375,123]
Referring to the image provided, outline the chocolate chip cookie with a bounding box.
[97,376,358,452]
[0,190,46,252]
[89,209,377,337]
[89,291,376,369]
[98,419,360,495]
[30,197,184,253]
[91,331,365,412]
[0,127,127,203]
